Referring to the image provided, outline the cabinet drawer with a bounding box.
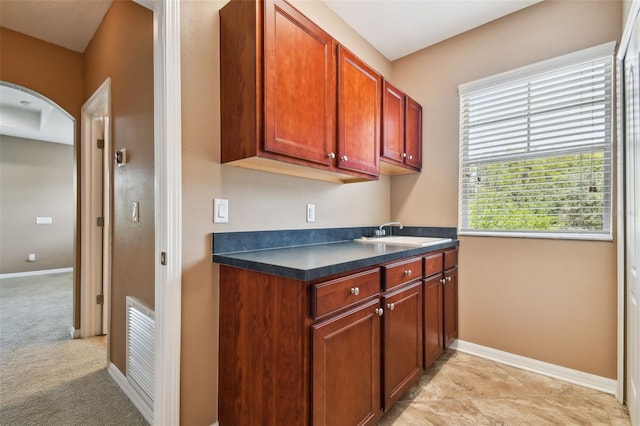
[423,252,443,277]
[444,248,458,270]
[383,257,422,290]
[313,268,380,318]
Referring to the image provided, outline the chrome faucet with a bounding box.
[376,221,403,236]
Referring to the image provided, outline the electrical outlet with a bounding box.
[306,204,315,223]
[27,253,36,262]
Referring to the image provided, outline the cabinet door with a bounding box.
[443,267,458,347]
[381,80,406,164]
[264,0,336,166]
[337,46,381,176]
[424,274,444,368]
[382,281,423,410]
[405,96,422,169]
[312,298,382,426]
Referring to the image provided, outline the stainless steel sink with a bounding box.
[354,236,452,247]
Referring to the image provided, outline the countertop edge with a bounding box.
[213,240,459,281]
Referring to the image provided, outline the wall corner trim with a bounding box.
[107,363,154,424]
[451,340,617,395]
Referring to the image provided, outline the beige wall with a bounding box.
[180,0,393,423]
[0,27,83,327]
[83,0,155,374]
[391,0,621,378]
[0,136,74,274]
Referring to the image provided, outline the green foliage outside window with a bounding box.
[466,152,606,232]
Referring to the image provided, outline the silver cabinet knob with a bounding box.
[401,152,407,158]
[440,278,446,284]
[375,308,384,316]
[340,155,348,161]
[446,276,452,282]
[350,287,360,296]
[387,303,395,311]
[408,155,413,160]
[328,152,336,159]
[404,269,412,276]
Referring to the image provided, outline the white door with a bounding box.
[625,10,640,425]
[81,79,111,339]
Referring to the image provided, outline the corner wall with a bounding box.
[180,0,393,423]
[83,0,155,374]
[0,136,74,274]
[391,0,621,378]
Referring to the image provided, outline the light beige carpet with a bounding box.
[0,272,147,425]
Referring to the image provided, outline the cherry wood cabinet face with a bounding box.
[405,96,423,169]
[443,267,458,347]
[424,274,444,369]
[264,0,336,166]
[381,80,406,163]
[337,46,381,176]
[312,298,382,426]
[382,281,424,410]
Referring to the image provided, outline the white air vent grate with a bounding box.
[126,296,155,403]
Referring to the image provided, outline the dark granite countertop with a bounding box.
[212,226,458,281]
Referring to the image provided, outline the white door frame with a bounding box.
[617,0,640,413]
[80,78,111,339]
[133,0,183,424]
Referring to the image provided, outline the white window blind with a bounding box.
[458,43,614,240]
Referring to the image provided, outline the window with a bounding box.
[458,42,615,240]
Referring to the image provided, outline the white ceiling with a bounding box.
[0,84,74,145]
[0,0,542,144]
[323,0,543,61]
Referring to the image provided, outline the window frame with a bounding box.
[458,42,616,241]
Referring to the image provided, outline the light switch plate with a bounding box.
[306,204,315,223]
[214,199,229,223]
[132,202,139,222]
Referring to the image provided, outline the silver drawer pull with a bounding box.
[340,155,348,161]
[440,278,446,284]
[375,308,384,316]
[350,287,360,296]
[328,152,336,159]
[404,269,412,276]
[408,155,413,160]
[446,276,452,282]
[387,303,395,311]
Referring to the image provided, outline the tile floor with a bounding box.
[379,350,631,425]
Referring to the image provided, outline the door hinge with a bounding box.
[97,138,104,149]
[97,217,104,227]
[96,294,104,305]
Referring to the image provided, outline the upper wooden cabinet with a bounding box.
[405,96,423,169]
[220,0,379,183]
[263,0,336,167]
[381,80,423,174]
[337,46,381,177]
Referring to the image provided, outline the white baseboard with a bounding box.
[451,339,617,394]
[68,326,81,339]
[0,267,73,279]
[107,363,154,424]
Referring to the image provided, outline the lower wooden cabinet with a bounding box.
[423,274,444,368]
[382,281,423,409]
[312,298,382,426]
[443,266,458,347]
[218,248,458,426]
